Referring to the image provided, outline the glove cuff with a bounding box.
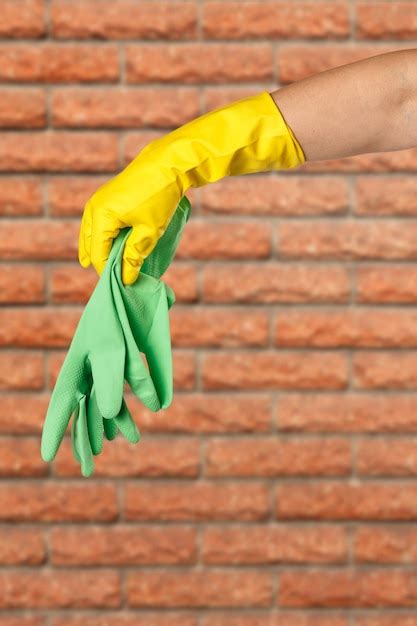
[156,90,307,190]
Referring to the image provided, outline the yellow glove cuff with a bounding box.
[138,90,307,193]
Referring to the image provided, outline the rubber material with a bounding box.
[41,196,191,476]
[79,91,306,285]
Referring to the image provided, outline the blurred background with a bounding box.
[2,0,417,624]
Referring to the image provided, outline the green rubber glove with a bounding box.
[41,249,128,465]
[42,196,191,476]
[70,198,191,475]
[69,272,175,476]
[72,196,191,474]
[72,279,175,474]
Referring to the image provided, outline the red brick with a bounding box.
[0,89,46,128]
[52,87,200,128]
[202,525,347,564]
[0,44,119,83]
[0,438,47,477]
[278,393,417,433]
[125,482,269,521]
[356,2,417,39]
[357,264,417,303]
[0,394,47,434]
[204,86,264,111]
[0,528,45,565]
[279,569,417,608]
[0,571,120,609]
[201,176,349,216]
[123,130,165,162]
[279,220,417,260]
[355,526,417,564]
[54,437,200,478]
[51,525,197,565]
[0,483,117,521]
[202,615,348,626]
[0,0,45,37]
[202,263,350,303]
[171,308,268,348]
[278,44,400,83]
[206,437,351,477]
[275,309,417,348]
[356,176,417,215]
[177,221,271,260]
[48,175,108,216]
[132,393,272,434]
[0,619,44,626]
[0,177,43,216]
[354,351,417,389]
[126,44,273,84]
[50,265,97,304]
[356,265,417,304]
[127,570,272,608]
[52,615,196,626]
[0,221,78,260]
[0,351,44,390]
[178,352,196,389]
[355,616,417,626]
[203,2,349,39]
[276,482,417,520]
[356,437,417,476]
[0,265,45,303]
[172,350,196,390]
[0,132,118,172]
[164,264,198,303]
[0,308,79,348]
[202,351,348,390]
[51,0,197,39]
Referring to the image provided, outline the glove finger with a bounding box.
[87,386,104,455]
[125,348,161,412]
[142,288,173,409]
[89,348,125,420]
[90,209,123,277]
[109,256,161,411]
[165,283,176,309]
[79,200,92,268]
[75,395,94,477]
[41,356,86,463]
[114,398,140,443]
[71,403,81,464]
[103,417,118,441]
[121,225,157,286]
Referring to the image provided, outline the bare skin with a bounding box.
[270,48,417,162]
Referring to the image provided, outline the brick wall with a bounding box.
[1,0,417,624]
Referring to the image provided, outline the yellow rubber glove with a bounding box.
[79,91,306,285]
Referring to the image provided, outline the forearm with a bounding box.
[270,48,416,162]
[81,49,417,282]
